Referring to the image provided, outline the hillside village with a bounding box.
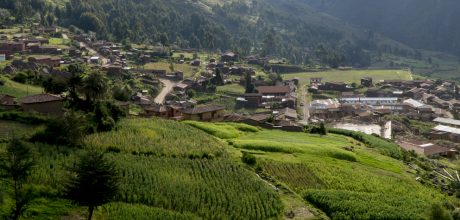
[2,21,460,219]
[2,24,460,159]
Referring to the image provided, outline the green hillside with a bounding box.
[0,118,455,219]
[0,78,43,98]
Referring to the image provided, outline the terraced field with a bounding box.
[189,121,449,219]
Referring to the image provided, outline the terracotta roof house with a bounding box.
[20,94,64,115]
[181,105,225,121]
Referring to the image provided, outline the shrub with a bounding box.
[12,72,28,83]
[0,111,48,125]
[241,152,256,165]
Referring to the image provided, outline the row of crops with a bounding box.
[19,119,285,219]
[305,190,432,219]
[84,119,227,158]
[98,203,200,220]
[112,154,283,219]
[185,122,449,219]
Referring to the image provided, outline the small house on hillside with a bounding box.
[181,105,225,121]
[397,140,456,158]
[256,86,290,97]
[20,94,64,116]
[0,94,19,110]
[221,52,239,62]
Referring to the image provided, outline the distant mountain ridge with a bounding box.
[300,0,460,56]
[0,0,450,66]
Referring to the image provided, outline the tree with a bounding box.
[212,69,224,86]
[0,139,36,220]
[65,151,119,220]
[81,71,109,104]
[319,122,327,136]
[245,73,255,93]
[42,76,67,94]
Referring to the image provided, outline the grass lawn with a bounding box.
[143,62,198,78]
[283,69,412,86]
[0,77,43,98]
[49,38,67,45]
[216,83,245,95]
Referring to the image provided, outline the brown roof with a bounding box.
[144,105,168,113]
[256,86,290,94]
[424,145,454,157]
[20,94,62,104]
[182,105,225,115]
[0,94,16,105]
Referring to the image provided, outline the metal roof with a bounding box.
[434,117,460,127]
[341,97,398,101]
[433,125,460,135]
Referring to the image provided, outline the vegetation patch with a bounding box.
[329,128,403,159]
[184,121,260,139]
[98,202,199,220]
[304,190,431,219]
[85,119,227,158]
[232,140,303,154]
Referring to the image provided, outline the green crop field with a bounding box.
[283,69,412,86]
[0,77,43,98]
[0,118,454,219]
[189,121,449,219]
[1,119,284,219]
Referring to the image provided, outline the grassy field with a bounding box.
[189,121,450,219]
[216,83,245,95]
[143,62,198,78]
[283,69,412,85]
[0,77,43,98]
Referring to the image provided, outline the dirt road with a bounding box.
[154,79,176,104]
[299,85,310,124]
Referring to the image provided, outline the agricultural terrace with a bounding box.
[189,121,448,219]
[1,119,283,219]
[283,69,412,85]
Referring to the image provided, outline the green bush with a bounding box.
[0,111,48,125]
[241,151,256,165]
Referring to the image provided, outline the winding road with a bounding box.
[154,79,176,104]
